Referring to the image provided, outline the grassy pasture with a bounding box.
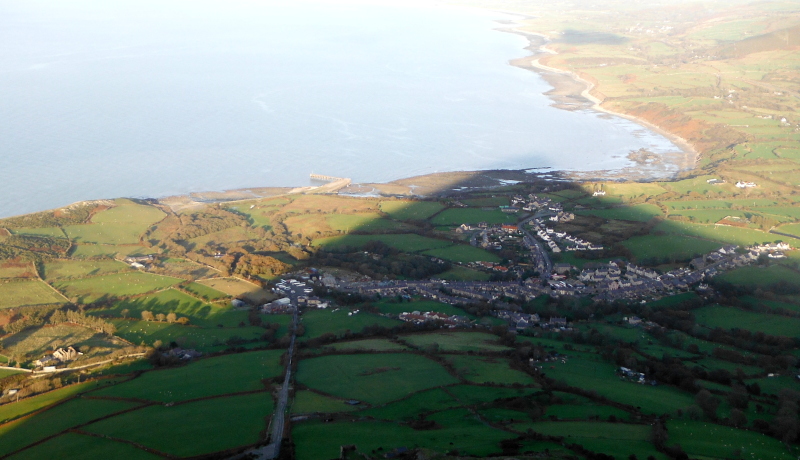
[326,338,409,352]
[577,204,662,222]
[661,175,726,196]
[99,289,238,327]
[300,309,402,340]
[282,195,379,214]
[663,198,780,212]
[3,323,123,361]
[91,200,165,225]
[326,213,401,232]
[189,226,262,247]
[755,206,800,220]
[158,258,219,280]
[0,262,36,279]
[291,390,360,414]
[358,387,460,421]
[8,432,161,460]
[694,304,800,336]
[53,272,182,303]
[379,201,445,221]
[436,265,491,281]
[91,349,283,402]
[0,280,65,308]
[375,299,468,317]
[542,356,695,414]
[182,281,230,301]
[431,208,518,226]
[544,403,630,421]
[283,214,332,237]
[401,331,510,353]
[69,244,157,259]
[667,420,795,460]
[0,398,140,457]
[655,220,774,246]
[293,411,512,460]
[8,227,65,238]
[516,421,664,460]
[445,355,536,385]
[423,245,501,263]
[42,259,130,281]
[718,265,800,288]
[225,204,273,229]
[597,182,667,199]
[446,384,539,405]
[111,319,267,351]
[195,277,273,303]
[313,233,452,252]
[0,381,111,424]
[64,223,150,245]
[777,223,800,238]
[622,234,721,261]
[84,392,272,457]
[296,353,458,405]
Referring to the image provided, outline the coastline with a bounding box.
[494,14,698,176]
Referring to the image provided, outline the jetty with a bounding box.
[309,173,352,193]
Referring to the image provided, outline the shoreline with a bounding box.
[493,13,698,175]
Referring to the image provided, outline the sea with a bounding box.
[0,0,682,218]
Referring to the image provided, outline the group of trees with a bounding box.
[0,235,71,262]
[0,203,97,229]
[49,308,116,335]
[140,310,189,325]
[312,242,450,280]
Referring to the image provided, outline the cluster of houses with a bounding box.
[270,278,327,311]
[34,346,80,369]
[515,194,575,223]
[123,254,156,270]
[397,311,471,328]
[493,311,571,332]
[618,366,657,385]
[529,218,603,253]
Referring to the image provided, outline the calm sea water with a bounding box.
[0,0,681,218]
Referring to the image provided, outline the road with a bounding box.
[233,306,298,460]
[519,216,552,279]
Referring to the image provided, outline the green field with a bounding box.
[98,289,240,327]
[423,245,502,263]
[53,272,182,303]
[326,213,400,232]
[667,420,795,460]
[430,208,519,226]
[544,403,630,421]
[0,381,111,424]
[0,279,65,308]
[541,356,695,414]
[445,355,536,385]
[357,387,461,421]
[313,233,452,252]
[436,265,491,281]
[297,353,458,405]
[517,421,664,460]
[300,309,402,340]
[291,390,361,414]
[111,319,269,351]
[84,392,271,457]
[327,339,409,352]
[718,265,800,288]
[226,203,273,229]
[69,244,157,259]
[401,331,510,352]
[293,410,512,460]
[379,200,445,221]
[0,398,140,457]
[694,304,800,336]
[8,432,161,460]
[0,263,35,279]
[91,350,284,402]
[577,203,662,222]
[42,259,131,281]
[375,299,469,317]
[182,281,230,301]
[8,227,66,238]
[194,277,272,303]
[654,220,774,246]
[623,234,721,262]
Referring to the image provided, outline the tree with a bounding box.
[156,313,166,322]
[120,309,129,319]
[166,312,177,323]
[695,389,720,419]
[141,311,154,322]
